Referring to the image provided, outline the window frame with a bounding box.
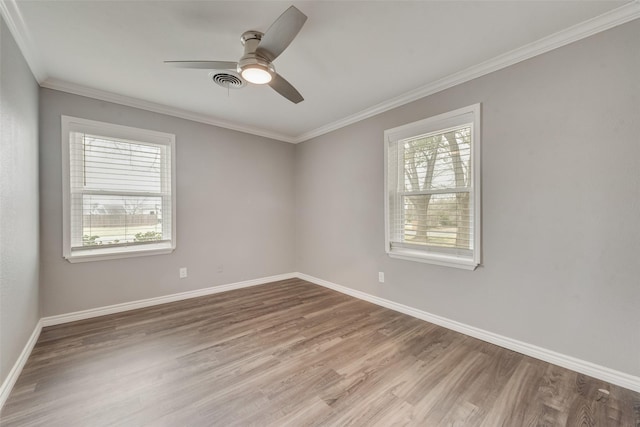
[61,115,176,263]
[384,104,481,270]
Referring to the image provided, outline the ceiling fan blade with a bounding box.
[256,6,307,62]
[268,73,303,104]
[164,61,237,70]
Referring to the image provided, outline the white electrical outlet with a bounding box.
[179,267,187,279]
[378,272,385,283]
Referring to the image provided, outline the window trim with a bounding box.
[61,115,176,263]
[384,103,481,270]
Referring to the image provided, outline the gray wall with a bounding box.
[39,89,296,316]
[0,18,40,385]
[295,20,640,376]
[8,13,638,385]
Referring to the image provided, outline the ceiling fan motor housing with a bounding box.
[238,31,276,76]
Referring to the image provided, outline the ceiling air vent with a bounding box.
[210,71,246,89]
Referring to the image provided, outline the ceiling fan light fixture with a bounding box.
[238,52,275,85]
[240,65,273,84]
[167,6,306,103]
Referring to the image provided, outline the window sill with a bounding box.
[65,242,175,263]
[388,248,479,270]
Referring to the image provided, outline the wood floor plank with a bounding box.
[1,278,638,426]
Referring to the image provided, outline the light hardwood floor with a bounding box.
[1,278,638,426]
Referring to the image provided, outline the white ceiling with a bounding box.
[3,1,636,142]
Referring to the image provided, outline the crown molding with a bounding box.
[0,0,47,82]
[41,79,297,143]
[5,0,639,144]
[293,1,640,143]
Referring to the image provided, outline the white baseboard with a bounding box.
[5,270,636,413]
[1,273,297,410]
[41,272,297,327]
[0,319,42,409]
[296,272,640,393]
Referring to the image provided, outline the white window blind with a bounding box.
[384,104,481,270]
[62,116,176,262]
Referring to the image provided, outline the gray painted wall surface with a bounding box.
[0,18,40,385]
[295,20,640,376]
[8,15,637,385]
[39,89,296,316]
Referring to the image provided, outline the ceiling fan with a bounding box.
[165,6,307,104]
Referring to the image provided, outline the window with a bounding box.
[62,116,176,262]
[384,104,481,270]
